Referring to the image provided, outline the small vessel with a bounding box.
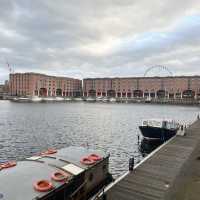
[42,97,55,102]
[136,99,141,103]
[145,96,152,103]
[96,97,103,101]
[102,97,109,103]
[12,97,30,102]
[64,97,72,101]
[139,119,180,141]
[11,97,19,102]
[86,97,96,102]
[109,98,116,102]
[55,97,64,101]
[74,97,83,101]
[0,146,112,200]
[31,96,42,102]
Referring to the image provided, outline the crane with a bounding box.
[5,60,14,74]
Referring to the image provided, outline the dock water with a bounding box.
[99,119,200,200]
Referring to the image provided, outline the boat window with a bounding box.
[143,121,148,126]
[163,121,167,127]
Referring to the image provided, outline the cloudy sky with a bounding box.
[0,0,200,83]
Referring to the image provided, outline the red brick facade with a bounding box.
[9,74,200,99]
[83,77,200,99]
[9,73,82,97]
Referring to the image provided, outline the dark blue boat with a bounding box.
[139,119,179,141]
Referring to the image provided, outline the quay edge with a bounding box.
[96,119,200,200]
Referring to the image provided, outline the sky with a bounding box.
[0,0,200,83]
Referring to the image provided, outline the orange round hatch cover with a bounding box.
[88,154,102,161]
[0,161,17,169]
[51,171,70,182]
[34,180,54,192]
[80,157,96,165]
[40,148,57,156]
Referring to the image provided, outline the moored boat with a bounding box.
[86,97,96,102]
[139,119,180,141]
[109,98,116,102]
[102,97,109,103]
[11,97,30,102]
[0,146,112,200]
[96,97,103,102]
[42,97,55,102]
[74,97,83,101]
[31,96,42,102]
[55,97,65,101]
[145,96,152,103]
[64,97,72,101]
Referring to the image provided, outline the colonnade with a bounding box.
[84,90,199,99]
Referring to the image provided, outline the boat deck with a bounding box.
[0,146,108,200]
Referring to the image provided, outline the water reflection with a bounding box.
[139,138,164,157]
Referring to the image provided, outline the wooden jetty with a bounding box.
[97,119,200,200]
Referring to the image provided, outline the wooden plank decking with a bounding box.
[100,119,200,200]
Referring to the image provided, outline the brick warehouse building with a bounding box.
[9,73,82,97]
[83,76,200,99]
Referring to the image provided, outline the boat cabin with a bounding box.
[142,119,179,130]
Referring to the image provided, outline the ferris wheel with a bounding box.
[144,65,173,77]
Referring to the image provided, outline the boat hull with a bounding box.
[139,126,177,141]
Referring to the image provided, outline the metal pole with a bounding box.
[129,157,134,171]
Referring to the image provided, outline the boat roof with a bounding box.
[0,146,108,200]
[142,118,175,122]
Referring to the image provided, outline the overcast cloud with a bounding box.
[0,0,200,82]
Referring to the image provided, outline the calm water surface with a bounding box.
[0,101,199,177]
